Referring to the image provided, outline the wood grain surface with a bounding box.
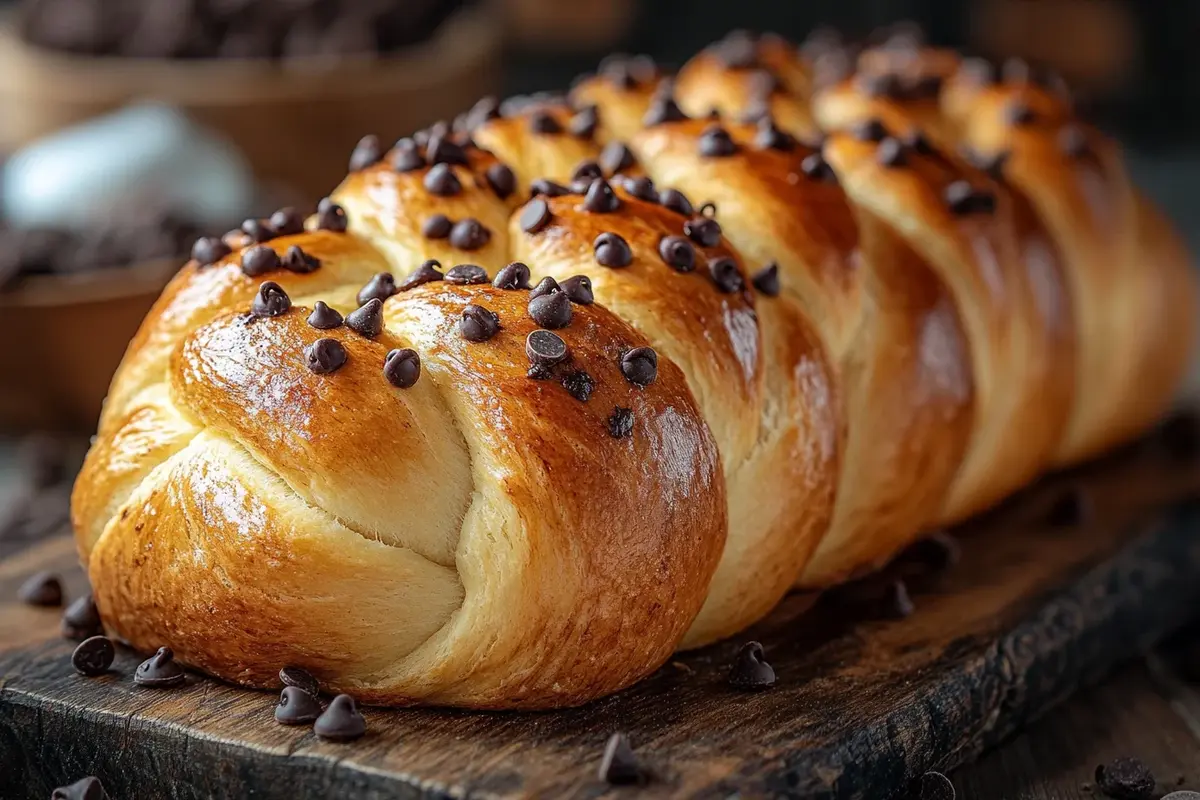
[2,440,1200,800]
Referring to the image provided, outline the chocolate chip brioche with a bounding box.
[72,30,1196,708]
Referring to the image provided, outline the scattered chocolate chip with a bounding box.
[526,329,569,367]
[568,105,599,139]
[709,257,744,293]
[314,694,366,742]
[316,198,348,233]
[583,179,622,213]
[599,142,636,176]
[349,135,383,172]
[902,129,936,155]
[530,179,572,198]
[594,232,632,268]
[619,175,658,202]
[520,199,552,234]
[527,364,553,380]
[268,207,304,237]
[851,118,889,142]
[282,245,320,274]
[643,95,687,127]
[620,347,657,386]
[659,188,694,216]
[1059,125,1089,158]
[1005,100,1037,127]
[383,349,421,389]
[345,298,384,338]
[961,57,999,85]
[945,181,997,215]
[858,71,903,99]
[561,275,594,304]
[464,96,501,130]
[485,163,516,199]
[914,771,956,800]
[50,776,108,800]
[1047,485,1091,527]
[570,160,603,191]
[275,685,322,725]
[358,272,398,305]
[748,68,781,97]
[414,122,450,148]
[251,281,291,318]
[422,214,452,239]
[714,30,758,69]
[529,290,573,329]
[752,263,780,296]
[72,635,114,676]
[728,641,776,689]
[877,137,908,167]
[684,216,722,248]
[449,219,491,251]
[698,125,738,158]
[392,139,426,173]
[279,665,319,696]
[305,338,348,374]
[1095,758,1155,800]
[1161,411,1200,461]
[530,276,561,301]
[881,579,915,619]
[397,261,444,292]
[561,370,596,402]
[903,531,961,571]
[18,570,62,606]
[657,235,696,272]
[754,118,795,151]
[1002,57,1036,85]
[61,594,102,640]
[191,236,231,267]
[426,134,467,166]
[801,152,837,182]
[241,245,280,277]
[598,732,644,785]
[241,218,275,244]
[608,407,635,438]
[423,163,462,196]
[445,264,490,285]
[460,304,501,342]
[528,110,563,135]
[493,262,532,290]
[134,646,186,688]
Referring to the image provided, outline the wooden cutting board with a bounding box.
[2,436,1199,800]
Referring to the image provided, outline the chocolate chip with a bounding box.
[240,218,275,244]
[378,348,420,389]
[754,118,795,151]
[18,570,62,606]
[1095,758,1155,800]
[191,236,231,267]
[945,181,996,215]
[902,129,936,155]
[415,122,451,148]
[1005,100,1037,126]
[279,665,319,696]
[594,232,632,268]
[50,776,108,800]
[426,134,468,166]
[530,276,561,300]
[728,641,775,689]
[530,179,572,198]
[397,260,444,292]
[305,338,348,374]
[571,161,603,188]
[527,364,553,380]
[914,771,955,800]
[528,110,562,135]
[561,274,594,304]
[961,57,999,85]
[134,646,186,688]
[684,216,722,248]
[568,105,599,139]
[801,152,837,183]
[619,175,658,202]
[1002,57,1036,85]
[61,593,102,640]
[659,188,694,216]
[240,245,279,277]
[282,245,320,274]
[851,118,889,142]
[858,71,903,99]
[748,68,781,98]
[392,139,426,173]
[1059,125,1089,158]
[657,235,695,272]
[439,265,486,287]
[251,281,291,318]
[449,219,491,251]
[345,298,384,338]
[316,198,348,233]
[752,263,780,296]
[526,329,569,367]
[314,694,366,741]
[1047,485,1091,527]
[464,96,501,130]
[608,407,634,438]
[881,579,915,619]
[423,164,462,197]
[460,304,500,342]
[357,272,397,305]
[599,142,636,176]
[275,686,322,725]
[598,732,644,785]
[583,179,622,213]
[268,207,304,237]
[422,214,452,239]
[877,137,908,167]
[643,95,688,127]
[714,30,758,69]
[562,370,595,402]
[72,635,114,676]
[520,199,552,234]
[349,135,383,172]
[620,347,657,386]
[485,163,516,199]
[698,125,738,157]
[493,262,532,290]
[903,531,961,571]
[529,291,573,329]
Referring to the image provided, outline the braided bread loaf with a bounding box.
[71,31,1197,709]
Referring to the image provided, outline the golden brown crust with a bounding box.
[469,101,603,194]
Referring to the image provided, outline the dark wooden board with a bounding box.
[2,441,1200,800]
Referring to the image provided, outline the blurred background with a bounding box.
[0,0,1196,442]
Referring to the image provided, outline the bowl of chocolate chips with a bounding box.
[0,0,501,199]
